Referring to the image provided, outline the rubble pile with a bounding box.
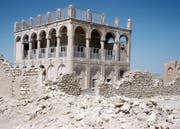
[0,92,180,129]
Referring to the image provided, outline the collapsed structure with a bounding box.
[14,5,132,89]
[163,61,180,84]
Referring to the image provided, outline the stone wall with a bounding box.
[45,74,81,96]
[163,60,180,84]
[99,71,180,98]
[0,58,21,98]
[17,68,40,99]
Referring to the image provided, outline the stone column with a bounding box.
[86,38,90,59]
[126,35,131,63]
[85,65,90,89]
[126,20,132,63]
[114,31,120,61]
[28,41,32,59]
[46,38,50,59]
[100,65,105,81]
[56,36,60,58]
[114,42,119,61]
[67,23,74,73]
[114,66,119,81]
[37,39,40,59]
[100,40,105,61]
[21,43,24,60]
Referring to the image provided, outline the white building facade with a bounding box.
[14,5,132,89]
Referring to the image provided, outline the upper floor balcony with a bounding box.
[23,45,121,63]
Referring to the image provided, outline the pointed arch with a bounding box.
[120,34,128,44]
[30,32,37,49]
[15,36,21,42]
[105,32,115,49]
[74,26,86,46]
[90,29,101,48]
[39,30,47,48]
[49,28,57,47]
[22,34,29,59]
[59,26,68,46]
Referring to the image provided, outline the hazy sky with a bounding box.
[0,0,179,74]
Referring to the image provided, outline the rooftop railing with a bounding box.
[14,5,106,32]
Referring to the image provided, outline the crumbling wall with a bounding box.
[4,66,42,99]
[99,71,180,98]
[0,58,21,98]
[16,68,41,99]
[45,74,81,96]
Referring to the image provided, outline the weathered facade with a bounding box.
[14,5,132,89]
[163,61,180,84]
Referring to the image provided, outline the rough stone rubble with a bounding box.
[0,91,180,129]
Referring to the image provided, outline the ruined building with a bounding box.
[163,61,180,84]
[14,5,132,89]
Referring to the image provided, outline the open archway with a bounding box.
[47,65,56,81]
[49,28,57,58]
[60,26,68,46]
[90,29,101,48]
[74,26,86,46]
[74,26,86,58]
[119,35,128,61]
[49,28,57,47]
[39,30,47,48]
[30,33,37,59]
[16,36,21,42]
[120,35,128,44]
[39,30,47,58]
[167,67,173,75]
[90,66,101,87]
[22,35,29,59]
[105,32,115,49]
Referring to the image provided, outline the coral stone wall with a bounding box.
[99,71,180,98]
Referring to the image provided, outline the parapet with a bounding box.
[14,4,132,32]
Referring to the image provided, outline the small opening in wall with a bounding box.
[119,70,125,78]
[121,46,125,51]
[42,70,46,81]
[167,67,173,75]
[107,79,111,82]
[92,79,97,88]
[39,65,45,69]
